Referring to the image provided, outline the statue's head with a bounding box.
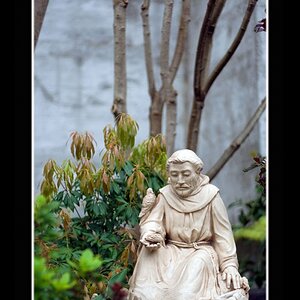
[166,149,203,198]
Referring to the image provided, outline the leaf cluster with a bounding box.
[229,153,267,289]
[36,114,167,299]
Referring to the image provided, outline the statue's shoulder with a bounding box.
[206,183,219,191]
[203,183,219,196]
[159,185,170,194]
[158,185,173,204]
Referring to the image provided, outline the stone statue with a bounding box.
[127,149,250,300]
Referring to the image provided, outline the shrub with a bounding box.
[230,153,266,289]
[35,114,167,299]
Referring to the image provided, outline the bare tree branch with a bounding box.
[207,97,266,181]
[141,0,156,98]
[186,1,226,151]
[193,0,216,96]
[35,76,55,102]
[34,0,49,49]
[169,0,191,84]
[210,0,226,22]
[204,0,258,96]
[160,0,175,155]
[187,0,219,150]
[141,0,190,142]
[141,0,163,136]
[112,0,128,119]
[166,88,178,156]
[149,89,164,137]
[160,0,173,90]
[182,28,191,137]
[200,0,227,86]
[187,0,258,152]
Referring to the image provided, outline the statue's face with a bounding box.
[168,162,199,198]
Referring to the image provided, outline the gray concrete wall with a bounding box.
[34,0,266,223]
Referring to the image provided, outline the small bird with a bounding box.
[141,232,165,248]
[139,188,157,223]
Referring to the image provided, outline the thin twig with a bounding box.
[207,97,266,181]
[194,0,217,97]
[160,0,173,93]
[187,0,218,150]
[34,0,49,49]
[73,205,83,221]
[204,0,258,96]
[169,0,191,84]
[141,0,156,97]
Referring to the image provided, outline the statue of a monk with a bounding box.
[127,149,250,300]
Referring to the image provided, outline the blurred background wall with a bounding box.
[34,0,266,223]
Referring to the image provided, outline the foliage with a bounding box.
[35,114,167,299]
[234,215,265,241]
[230,153,266,289]
[34,195,103,300]
[243,153,266,197]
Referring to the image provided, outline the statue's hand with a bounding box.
[221,266,242,290]
[140,233,163,250]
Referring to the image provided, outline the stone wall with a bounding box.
[34,0,266,223]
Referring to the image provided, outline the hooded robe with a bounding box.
[128,175,248,300]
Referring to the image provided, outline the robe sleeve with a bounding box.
[140,194,166,241]
[211,193,239,272]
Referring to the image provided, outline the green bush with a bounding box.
[230,153,266,289]
[35,114,167,299]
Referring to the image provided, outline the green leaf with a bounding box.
[234,215,266,241]
[98,201,108,215]
[51,273,76,291]
[108,268,128,286]
[102,244,115,250]
[55,191,65,203]
[111,248,118,260]
[93,204,100,216]
[130,207,139,225]
[151,176,161,192]
[112,182,121,194]
[66,259,78,270]
[79,249,102,273]
[35,195,47,209]
[116,203,128,215]
[34,257,55,288]
[123,161,133,176]
[125,206,133,219]
[116,196,128,205]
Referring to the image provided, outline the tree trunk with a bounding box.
[166,88,178,156]
[182,28,191,137]
[160,0,174,154]
[149,91,163,136]
[187,0,257,152]
[187,99,203,151]
[34,0,49,49]
[141,0,190,141]
[186,0,221,151]
[112,0,128,119]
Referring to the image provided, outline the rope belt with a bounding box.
[168,239,211,249]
